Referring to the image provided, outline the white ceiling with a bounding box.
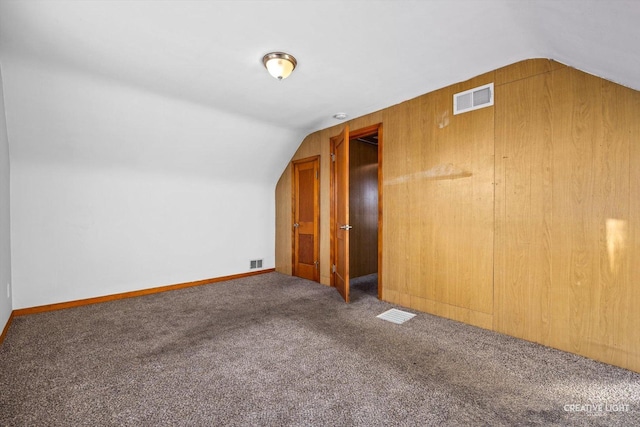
[1,0,639,183]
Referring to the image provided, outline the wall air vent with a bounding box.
[453,82,494,115]
[250,259,263,269]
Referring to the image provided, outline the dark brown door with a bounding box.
[331,126,350,302]
[292,156,320,281]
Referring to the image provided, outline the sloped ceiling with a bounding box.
[1,0,639,183]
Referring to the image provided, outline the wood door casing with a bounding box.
[350,124,383,300]
[292,156,320,282]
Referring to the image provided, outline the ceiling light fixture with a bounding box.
[333,113,348,120]
[262,52,297,80]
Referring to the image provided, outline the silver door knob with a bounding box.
[339,224,353,230]
[293,223,300,228]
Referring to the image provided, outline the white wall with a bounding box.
[4,58,300,309]
[0,65,12,329]
[11,162,275,308]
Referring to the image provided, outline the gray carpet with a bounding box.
[1,272,638,426]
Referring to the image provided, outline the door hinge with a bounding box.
[315,261,319,269]
[332,264,336,273]
[315,170,318,179]
[330,153,336,162]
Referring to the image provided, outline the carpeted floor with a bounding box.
[1,272,638,426]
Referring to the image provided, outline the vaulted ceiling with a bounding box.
[1,0,639,184]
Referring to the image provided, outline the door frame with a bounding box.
[292,155,321,282]
[330,123,383,300]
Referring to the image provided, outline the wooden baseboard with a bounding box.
[12,268,275,317]
[0,311,14,346]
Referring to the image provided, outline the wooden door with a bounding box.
[292,156,320,281]
[331,126,350,302]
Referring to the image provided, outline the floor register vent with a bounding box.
[453,82,494,115]
[377,308,416,324]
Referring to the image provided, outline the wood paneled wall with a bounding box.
[349,140,378,278]
[380,71,495,328]
[275,59,640,373]
[494,63,640,371]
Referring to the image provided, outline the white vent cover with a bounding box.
[377,308,416,324]
[453,82,494,115]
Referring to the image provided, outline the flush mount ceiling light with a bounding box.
[262,52,297,80]
[333,113,348,120]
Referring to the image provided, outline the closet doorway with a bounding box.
[330,124,382,302]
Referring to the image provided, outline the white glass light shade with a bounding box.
[263,52,297,80]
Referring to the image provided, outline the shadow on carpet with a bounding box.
[1,272,639,426]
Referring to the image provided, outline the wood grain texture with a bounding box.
[381,102,411,298]
[552,67,599,357]
[375,71,495,321]
[406,74,494,315]
[495,58,565,87]
[495,64,640,372]
[410,293,493,330]
[275,133,323,278]
[274,58,640,372]
[331,126,350,302]
[292,156,320,281]
[349,140,378,278]
[587,77,631,368]
[629,82,640,371]
[494,69,553,343]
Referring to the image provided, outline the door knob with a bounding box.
[293,223,300,228]
[339,224,353,230]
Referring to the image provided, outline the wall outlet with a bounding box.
[6,282,10,299]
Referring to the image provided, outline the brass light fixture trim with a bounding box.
[262,52,297,80]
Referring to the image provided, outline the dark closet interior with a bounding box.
[348,133,378,296]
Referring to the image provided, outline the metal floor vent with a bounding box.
[376,308,416,324]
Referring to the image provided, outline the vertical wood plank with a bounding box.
[381,104,410,297]
[494,69,553,342]
[628,85,640,372]
[529,74,554,345]
[551,68,600,355]
[405,96,428,300]
[584,78,630,367]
